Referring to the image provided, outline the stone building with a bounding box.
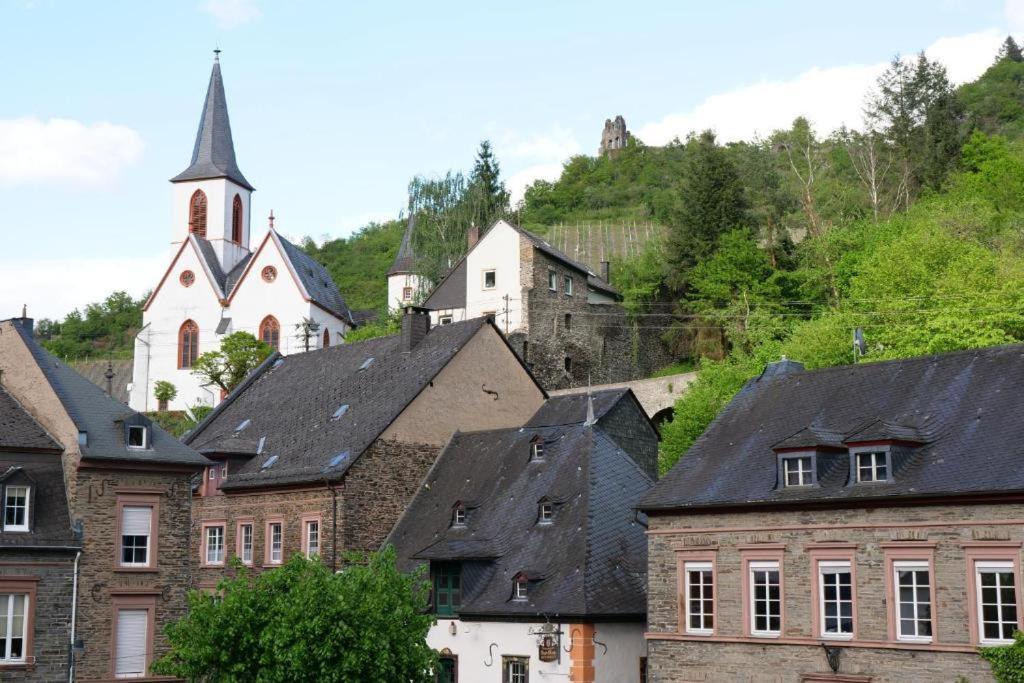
[183,309,545,588]
[422,219,671,391]
[389,388,658,683]
[600,115,630,155]
[0,317,209,681]
[639,347,1024,682]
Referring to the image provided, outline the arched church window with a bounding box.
[189,190,208,239]
[259,316,280,351]
[179,320,199,369]
[231,194,243,243]
[322,328,330,348]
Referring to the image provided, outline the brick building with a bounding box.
[639,347,1024,682]
[183,310,546,587]
[0,317,209,681]
[422,219,671,390]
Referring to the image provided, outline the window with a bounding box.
[402,286,413,301]
[483,269,496,289]
[261,265,277,282]
[437,656,457,683]
[127,425,147,449]
[440,315,453,325]
[267,522,283,564]
[684,561,714,635]
[259,316,281,351]
[322,328,330,348]
[0,593,27,662]
[782,455,813,487]
[179,270,195,287]
[3,486,28,532]
[977,562,1018,644]
[856,451,889,482]
[530,440,544,461]
[231,194,243,243]
[639,657,648,683]
[178,320,199,369]
[894,561,932,642]
[238,523,253,565]
[188,189,207,238]
[563,275,573,296]
[503,656,529,683]
[433,562,461,616]
[120,506,152,567]
[749,561,781,636]
[819,561,854,638]
[564,357,572,374]
[538,502,553,524]
[452,504,466,527]
[304,519,320,558]
[205,525,225,566]
[563,313,572,332]
[514,576,528,600]
[114,607,148,678]
[548,270,558,291]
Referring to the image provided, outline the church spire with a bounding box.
[171,51,254,191]
[387,214,418,276]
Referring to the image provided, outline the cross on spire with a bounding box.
[213,48,221,62]
[268,210,275,229]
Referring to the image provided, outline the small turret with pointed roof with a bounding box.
[171,51,253,191]
[388,214,418,276]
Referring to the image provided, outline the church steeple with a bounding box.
[388,214,418,276]
[171,52,254,191]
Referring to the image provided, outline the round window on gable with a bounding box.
[180,270,195,287]
[262,266,278,283]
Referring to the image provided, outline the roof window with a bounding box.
[331,405,349,421]
[260,455,278,470]
[127,425,148,449]
[781,454,814,487]
[530,439,544,461]
[359,357,375,371]
[452,503,466,527]
[256,436,266,454]
[235,418,251,433]
[513,575,528,601]
[328,451,349,468]
[539,502,554,524]
[854,449,891,483]
[272,358,285,369]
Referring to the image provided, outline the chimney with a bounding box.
[104,361,115,397]
[600,261,610,282]
[467,224,480,250]
[400,306,431,352]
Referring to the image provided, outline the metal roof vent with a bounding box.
[235,418,251,433]
[330,405,349,421]
[359,357,375,371]
[260,454,279,470]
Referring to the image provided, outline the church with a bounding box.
[129,55,355,412]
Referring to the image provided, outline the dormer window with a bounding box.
[514,575,529,601]
[781,455,813,487]
[127,425,147,449]
[3,486,29,532]
[530,439,544,461]
[855,450,890,483]
[539,502,554,524]
[452,504,466,527]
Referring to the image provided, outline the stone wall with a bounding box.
[596,395,659,480]
[645,502,1022,682]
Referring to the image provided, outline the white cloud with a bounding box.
[200,0,261,28]
[0,118,143,187]
[637,29,1004,145]
[495,130,582,205]
[0,254,165,321]
[1007,0,1024,32]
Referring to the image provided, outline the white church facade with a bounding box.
[129,56,354,412]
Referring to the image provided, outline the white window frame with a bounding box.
[539,503,553,524]
[856,450,889,482]
[208,467,217,480]
[239,523,253,565]
[269,522,283,564]
[127,425,147,450]
[819,560,854,640]
[3,485,29,532]
[530,441,544,461]
[684,561,714,636]
[452,506,466,527]
[205,525,225,566]
[894,561,932,643]
[514,577,528,600]
[782,455,813,487]
[305,520,320,558]
[548,270,557,291]
[976,560,1018,645]
[506,656,529,683]
[439,315,453,325]
[482,269,497,290]
[0,593,28,663]
[749,560,781,637]
[563,275,573,296]
[119,505,152,568]
[114,607,148,678]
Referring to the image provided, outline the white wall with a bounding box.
[465,221,523,334]
[593,622,647,683]
[171,177,252,273]
[387,272,427,313]
[428,307,468,327]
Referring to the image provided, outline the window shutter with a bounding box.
[115,609,148,676]
[122,506,152,536]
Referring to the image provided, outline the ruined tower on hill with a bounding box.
[600,115,630,155]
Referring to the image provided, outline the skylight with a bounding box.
[260,455,278,470]
[328,451,349,468]
[331,405,349,421]
[256,436,266,454]
[272,358,285,369]
[235,419,251,433]
[359,357,375,371]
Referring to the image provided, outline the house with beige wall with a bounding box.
[640,348,1024,683]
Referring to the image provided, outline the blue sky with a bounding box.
[0,0,1018,318]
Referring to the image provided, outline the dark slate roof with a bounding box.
[389,397,652,619]
[66,359,133,405]
[6,319,209,467]
[771,426,846,451]
[276,233,354,323]
[350,309,378,326]
[526,388,628,427]
[641,344,1024,512]
[170,59,253,191]
[0,456,79,549]
[195,237,229,295]
[517,226,619,298]
[388,215,418,276]
[185,317,499,489]
[0,385,62,452]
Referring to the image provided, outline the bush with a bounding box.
[981,631,1024,682]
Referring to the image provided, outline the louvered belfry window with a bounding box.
[189,190,208,238]
[231,194,243,243]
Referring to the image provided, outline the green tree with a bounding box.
[408,172,474,284]
[190,332,272,395]
[153,380,177,409]
[41,291,144,360]
[151,549,437,683]
[998,36,1024,63]
[980,630,1024,682]
[466,140,510,228]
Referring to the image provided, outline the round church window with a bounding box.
[180,270,195,287]
[262,266,277,282]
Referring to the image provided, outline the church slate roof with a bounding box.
[276,234,354,324]
[388,391,652,619]
[5,318,209,468]
[0,385,62,452]
[388,215,418,276]
[185,316,500,489]
[640,344,1024,512]
[170,58,254,191]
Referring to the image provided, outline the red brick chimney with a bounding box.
[467,224,480,250]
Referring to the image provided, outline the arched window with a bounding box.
[189,190,208,238]
[259,316,280,351]
[322,328,330,348]
[178,320,199,369]
[231,194,243,243]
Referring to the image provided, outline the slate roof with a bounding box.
[0,385,62,452]
[185,316,505,489]
[640,344,1024,512]
[276,234,354,323]
[0,457,79,549]
[350,309,378,326]
[388,215,418,276]
[5,319,209,467]
[526,388,629,427]
[389,392,652,619]
[170,58,253,191]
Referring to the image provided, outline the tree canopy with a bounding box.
[190,331,272,395]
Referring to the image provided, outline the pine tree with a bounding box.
[998,36,1024,63]
[467,140,510,230]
